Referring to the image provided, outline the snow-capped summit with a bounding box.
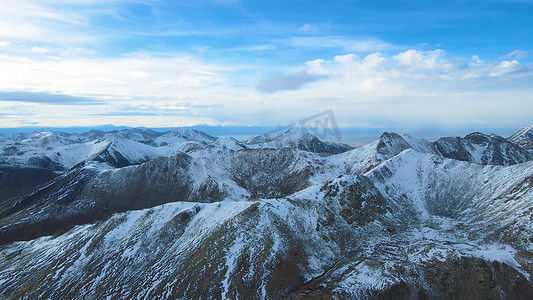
[374,132,414,159]
[245,127,353,154]
[211,136,247,151]
[20,131,89,147]
[98,128,161,145]
[155,128,216,146]
[0,128,219,170]
[508,124,533,150]
[339,131,428,174]
[245,127,309,145]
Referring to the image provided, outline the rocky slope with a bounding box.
[0,125,532,299]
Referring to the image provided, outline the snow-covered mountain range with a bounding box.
[0,126,532,299]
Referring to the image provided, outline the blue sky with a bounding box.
[0,0,532,132]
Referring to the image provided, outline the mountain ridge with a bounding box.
[0,125,532,299]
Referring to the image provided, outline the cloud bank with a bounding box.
[256,71,326,93]
[0,91,101,105]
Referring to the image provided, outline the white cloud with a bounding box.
[301,50,533,95]
[31,46,50,54]
[249,49,533,129]
[0,42,11,47]
[393,49,444,69]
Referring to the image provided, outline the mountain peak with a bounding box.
[508,125,533,150]
[246,127,309,143]
[245,127,352,154]
[285,127,307,135]
[435,130,533,165]
[464,132,496,144]
[375,132,412,159]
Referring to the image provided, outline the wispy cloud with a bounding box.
[297,24,310,32]
[295,23,323,35]
[230,44,276,51]
[92,111,162,117]
[0,0,98,44]
[500,49,532,60]
[286,36,402,52]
